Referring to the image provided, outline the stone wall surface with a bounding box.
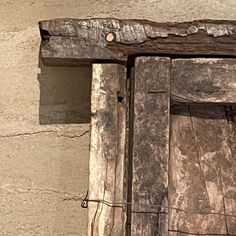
[0,0,236,235]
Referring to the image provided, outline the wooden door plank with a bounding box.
[131,57,170,235]
[188,106,236,235]
[171,59,236,104]
[169,105,236,235]
[88,64,127,236]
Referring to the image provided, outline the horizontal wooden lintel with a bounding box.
[39,19,236,66]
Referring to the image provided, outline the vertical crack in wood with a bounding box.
[221,106,236,235]
[125,66,135,236]
[188,106,211,209]
[111,108,118,233]
[222,188,229,234]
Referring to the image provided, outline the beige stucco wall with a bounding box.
[0,0,236,235]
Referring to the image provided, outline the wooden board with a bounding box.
[169,105,236,235]
[171,58,236,104]
[88,64,126,236]
[39,19,236,66]
[131,57,170,235]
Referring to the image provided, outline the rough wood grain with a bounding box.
[169,105,236,235]
[171,58,236,104]
[88,64,126,236]
[131,57,170,235]
[39,19,236,66]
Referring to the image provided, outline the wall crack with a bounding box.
[0,130,89,139]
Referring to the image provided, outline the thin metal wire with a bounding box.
[73,191,236,219]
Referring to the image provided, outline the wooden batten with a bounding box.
[171,58,236,105]
[131,57,170,235]
[88,64,127,236]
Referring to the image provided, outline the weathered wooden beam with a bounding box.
[39,19,236,66]
[169,105,236,235]
[131,57,170,235]
[171,58,236,104]
[88,64,127,236]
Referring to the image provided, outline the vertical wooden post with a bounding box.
[131,57,171,235]
[88,64,127,236]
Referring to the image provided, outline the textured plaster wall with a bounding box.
[0,0,236,235]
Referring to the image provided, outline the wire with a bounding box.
[71,191,236,219]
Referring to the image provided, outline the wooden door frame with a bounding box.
[39,19,236,236]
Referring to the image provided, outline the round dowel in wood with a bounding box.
[105,32,116,42]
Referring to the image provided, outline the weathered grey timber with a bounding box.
[39,19,236,66]
[88,64,127,236]
[131,57,170,235]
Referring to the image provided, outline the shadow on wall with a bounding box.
[37,60,91,125]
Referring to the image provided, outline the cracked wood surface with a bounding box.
[88,64,126,236]
[131,57,170,235]
[169,105,236,235]
[171,59,236,105]
[39,19,236,66]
